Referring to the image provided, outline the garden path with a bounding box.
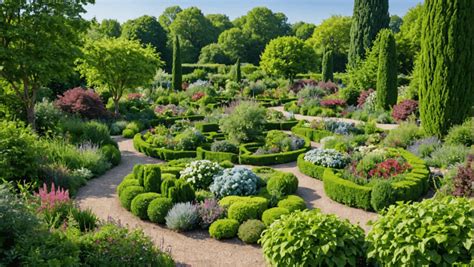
[270,106,399,130]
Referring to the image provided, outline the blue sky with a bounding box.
[84,0,423,24]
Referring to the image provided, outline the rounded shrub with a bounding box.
[210,167,259,198]
[266,172,298,196]
[209,219,239,239]
[277,195,306,212]
[227,202,260,223]
[367,197,474,266]
[219,196,269,215]
[165,202,199,232]
[133,164,145,181]
[119,186,145,210]
[445,119,474,146]
[147,197,173,224]
[179,160,223,190]
[100,144,121,166]
[260,210,366,266]
[117,179,140,197]
[262,207,290,226]
[238,219,266,244]
[161,173,176,180]
[143,165,161,193]
[370,180,395,212]
[130,192,161,220]
[219,160,234,169]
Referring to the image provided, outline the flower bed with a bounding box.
[134,133,198,160]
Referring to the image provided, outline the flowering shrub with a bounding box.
[320,99,346,108]
[255,131,306,155]
[290,79,318,93]
[197,199,225,229]
[191,92,206,101]
[391,99,418,121]
[211,140,239,154]
[174,128,206,151]
[35,183,70,211]
[407,136,441,158]
[323,120,357,135]
[126,93,143,100]
[55,87,108,119]
[210,167,259,198]
[452,155,474,197]
[357,89,374,108]
[304,148,349,168]
[368,159,411,179]
[317,81,338,93]
[180,160,223,190]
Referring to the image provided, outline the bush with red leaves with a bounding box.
[191,92,205,101]
[357,89,374,108]
[453,155,474,197]
[368,158,411,179]
[317,81,338,94]
[391,99,418,122]
[290,79,318,93]
[320,99,346,108]
[55,87,109,119]
[127,93,143,101]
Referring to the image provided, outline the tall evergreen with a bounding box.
[234,58,241,83]
[172,35,182,91]
[348,0,390,67]
[376,29,397,110]
[322,48,334,82]
[419,0,474,137]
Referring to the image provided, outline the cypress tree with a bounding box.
[322,48,334,82]
[234,58,241,83]
[172,35,182,91]
[348,0,390,67]
[376,29,397,110]
[419,0,474,137]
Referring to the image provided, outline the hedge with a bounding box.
[196,146,239,163]
[238,136,310,166]
[195,122,220,133]
[133,133,197,160]
[296,154,327,180]
[150,115,205,127]
[264,120,299,131]
[291,127,333,142]
[323,169,372,210]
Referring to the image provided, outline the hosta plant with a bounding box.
[303,148,349,168]
[180,160,223,190]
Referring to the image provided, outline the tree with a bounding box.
[88,19,122,40]
[172,36,182,91]
[260,36,316,82]
[376,29,397,110]
[121,16,169,67]
[389,15,403,33]
[233,58,241,83]
[396,4,423,74]
[0,0,91,129]
[348,0,390,67]
[159,6,182,32]
[206,14,233,36]
[218,28,251,62]
[198,43,231,64]
[76,38,161,115]
[322,48,334,82]
[419,0,474,137]
[292,22,316,40]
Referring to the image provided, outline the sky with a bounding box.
[84,0,423,25]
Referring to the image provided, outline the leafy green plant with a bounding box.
[119,186,145,210]
[238,219,266,244]
[130,192,161,220]
[100,144,121,166]
[219,101,266,143]
[209,219,239,239]
[383,122,421,148]
[367,197,474,266]
[266,172,298,196]
[147,197,173,224]
[261,207,290,226]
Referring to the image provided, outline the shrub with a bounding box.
[143,165,161,193]
[262,207,290,226]
[407,136,441,158]
[383,122,421,148]
[238,219,266,244]
[323,120,357,135]
[219,160,234,168]
[266,172,298,196]
[179,160,223,190]
[131,192,161,220]
[227,202,260,223]
[367,197,474,266]
[109,120,128,135]
[0,121,39,182]
[219,101,266,143]
[160,176,176,196]
[452,155,474,197]
[210,167,259,198]
[70,207,98,232]
[370,180,395,212]
[260,210,366,266]
[61,119,113,146]
[174,128,206,150]
[209,219,239,239]
[391,99,418,122]
[197,198,225,229]
[119,186,145,210]
[357,89,375,108]
[55,87,109,119]
[427,144,470,168]
[117,178,139,196]
[218,196,269,214]
[122,128,136,138]
[303,148,349,168]
[445,119,474,146]
[277,195,306,212]
[320,99,346,108]
[165,202,199,231]
[339,87,360,106]
[163,179,195,203]
[211,140,239,154]
[100,144,121,166]
[35,99,64,135]
[147,197,173,224]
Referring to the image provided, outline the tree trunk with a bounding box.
[113,98,120,116]
[26,102,36,130]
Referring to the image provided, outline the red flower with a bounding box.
[368,159,410,179]
[191,92,205,101]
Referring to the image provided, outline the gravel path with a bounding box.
[76,136,377,266]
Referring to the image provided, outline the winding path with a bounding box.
[76,136,377,266]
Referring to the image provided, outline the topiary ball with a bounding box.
[209,219,239,239]
[143,165,161,193]
[119,186,145,210]
[238,219,266,244]
[100,144,121,166]
[131,192,161,220]
[277,195,306,212]
[266,172,299,196]
[227,202,260,223]
[147,197,173,224]
[262,207,290,226]
[117,179,139,197]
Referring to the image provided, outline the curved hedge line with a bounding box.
[151,115,205,127]
[322,149,430,211]
[133,133,196,160]
[196,146,239,163]
[264,121,299,131]
[296,154,327,180]
[291,126,333,142]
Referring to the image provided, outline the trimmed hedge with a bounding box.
[147,197,173,224]
[297,154,327,180]
[238,219,266,244]
[291,127,333,142]
[218,196,268,215]
[195,122,219,133]
[277,195,306,212]
[117,178,139,197]
[133,133,197,160]
[130,192,161,220]
[196,146,239,163]
[323,169,372,210]
[266,172,298,196]
[150,115,205,127]
[227,202,260,223]
[119,185,145,210]
[209,219,239,239]
[264,120,299,131]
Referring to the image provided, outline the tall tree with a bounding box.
[396,4,423,74]
[76,38,161,115]
[348,0,389,67]
[198,43,231,64]
[0,0,92,129]
[419,0,474,137]
[322,48,334,82]
[172,36,182,91]
[206,14,233,37]
[159,6,182,32]
[292,22,316,40]
[218,28,251,62]
[376,29,397,110]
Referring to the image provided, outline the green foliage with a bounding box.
[219,160,234,168]
[147,197,174,224]
[131,192,161,220]
[143,165,161,193]
[277,195,306,212]
[171,35,182,90]
[419,0,474,137]
[426,144,470,168]
[445,119,474,146]
[219,101,266,143]
[227,202,260,223]
[238,219,266,244]
[395,4,423,74]
[209,219,239,239]
[70,208,98,232]
[61,119,113,146]
[219,196,269,215]
[348,0,390,66]
[370,180,395,212]
[100,144,121,166]
[233,58,241,83]
[376,29,397,110]
[292,22,316,40]
[119,186,145,210]
[198,43,231,64]
[383,122,421,148]
[165,202,199,231]
[261,207,290,226]
[367,197,474,266]
[163,179,196,203]
[260,210,366,267]
[260,36,316,81]
[321,48,334,82]
[266,172,298,196]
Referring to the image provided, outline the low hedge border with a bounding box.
[196,147,239,163]
[291,127,333,142]
[264,121,299,131]
[322,149,430,211]
[195,122,220,133]
[133,133,197,160]
[296,154,328,180]
[151,115,205,127]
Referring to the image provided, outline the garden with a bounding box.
[0,0,473,266]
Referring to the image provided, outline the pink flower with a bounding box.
[35,183,70,211]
